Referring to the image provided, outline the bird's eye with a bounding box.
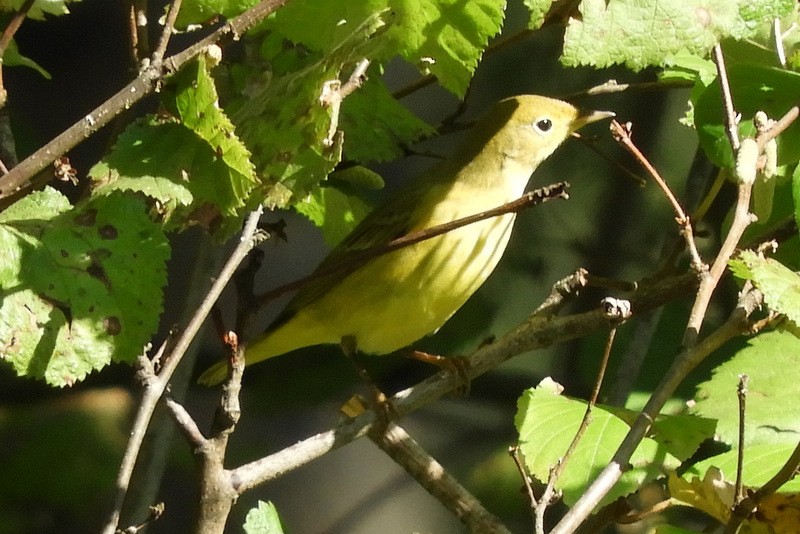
[534,118,553,133]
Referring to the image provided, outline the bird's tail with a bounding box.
[197,360,229,386]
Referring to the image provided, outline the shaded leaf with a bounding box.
[693,329,800,446]
[0,189,169,386]
[515,380,680,508]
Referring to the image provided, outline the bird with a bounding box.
[198,94,613,385]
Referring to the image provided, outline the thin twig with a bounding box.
[549,288,762,534]
[562,78,692,100]
[0,0,37,108]
[536,306,629,533]
[257,182,570,305]
[712,44,740,151]
[610,120,705,274]
[320,58,371,147]
[100,207,266,534]
[230,273,696,494]
[370,423,512,534]
[725,438,800,533]
[734,374,749,505]
[510,446,538,526]
[152,0,183,64]
[126,0,150,70]
[0,0,290,201]
[756,105,799,152]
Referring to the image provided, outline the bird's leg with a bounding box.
[405,350,472,396]
[340,335,396,426]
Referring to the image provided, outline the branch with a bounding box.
[535,301,630,533]
[0,0,36,108]
[610,119,704,274]
[257,182,570,305]
[725,438,800,533]
[370,423,512,534]
[229,271,696,493]
[712,44,740,151]
[100,207,267,534]
[152,0,183,64]
[0,0,290,201]
[550,288,763,534]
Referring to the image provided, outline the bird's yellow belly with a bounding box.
[298,212,517,354]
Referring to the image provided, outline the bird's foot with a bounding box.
[407,350,472,396]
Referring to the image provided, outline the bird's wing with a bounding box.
[266,175,447,330]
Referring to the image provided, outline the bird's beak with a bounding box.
[572,109,615,131]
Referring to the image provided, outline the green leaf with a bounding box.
[340,75,435,163]
[562,0,794,71]
[729,251,800,326]
[647,413,717,461]
[229,10,390,207]
[2,39,50,79]
[90,119,229,230]
[175,0,258,28]
[694,64,800,168]
[385,0,506,96]
[243,500,285,534]
[0,0,80,19]
[272,0,506,97]
[515,380,681,508]
[293,184,373,246]
[693,329,800,446]
[91,55,258,236]
[168,57,257,191]
[686,442,800,493]
[524,0,555,29]
[0,188,169,386]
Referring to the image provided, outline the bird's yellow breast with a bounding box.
[268,177,522,356]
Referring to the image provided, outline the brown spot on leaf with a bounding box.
[98,224,118,240]
[86,262,111,290]
[103,316,121,335]
[74,209,97,226]
[60,249,69,257]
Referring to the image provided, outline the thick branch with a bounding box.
[0,0,290,201]
[230,271,696,493]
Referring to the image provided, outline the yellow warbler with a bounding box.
[199,95,613,385]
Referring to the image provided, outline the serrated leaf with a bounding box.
[729,251,800,326]
[293,185,372,246]
[272,0,506,97]
[167,57,257,197]
[524,0,555,29]
[515,382,680,508]
[230,10,390,208]
[93,56,256,237]
[0,0,79,19]
[0,188,169,386]
[340,75,435,163]
[175,0,258,28]
[687,442,800,493]
[90,117,248,232]
[695,64,800,169]
[562,0,794,71]
[669,468,734,524]
[693,329,800,446]
[243,500,285,534]
[386,0,506,96]
[3,38,50,79]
